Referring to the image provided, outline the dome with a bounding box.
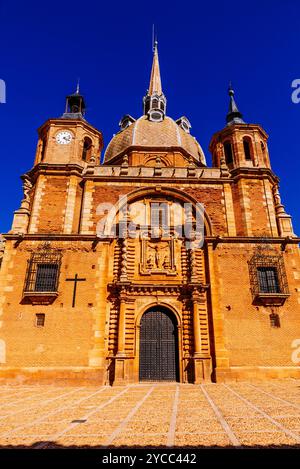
[104,115,206,165]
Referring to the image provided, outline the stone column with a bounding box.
[114,288,128,385]
[117,291,126,356]
[191,289,211,383]
[206,242,230,381]
[80,180,94,234]
[63,175,78,234]
[192,292,202,355]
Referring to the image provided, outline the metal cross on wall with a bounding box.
[66,273,86,308]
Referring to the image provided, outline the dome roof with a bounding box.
[104,115,206,165]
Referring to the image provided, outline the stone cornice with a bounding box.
[206,235,300,251]
[23,163,279,187]
[107,282,209,296]
[3,234,299,246]
[37,118,102,137]
[230,166,279,183]
[25,163,85,180]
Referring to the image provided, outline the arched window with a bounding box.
[243,137,252,161]
[224,140,233,165]
[152,98,159,109]
[82,137,92,162]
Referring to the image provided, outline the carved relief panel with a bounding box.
[140,238,177,276]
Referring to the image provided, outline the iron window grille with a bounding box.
[248,250,289,301]
[24,245,62,293]
[257,267,280,293]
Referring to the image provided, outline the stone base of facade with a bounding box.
[193,356,212,383]
[215,366,300,382]
[0,367,106,386]
[1,366,300,385]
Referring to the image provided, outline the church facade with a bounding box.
[0,44,300,385]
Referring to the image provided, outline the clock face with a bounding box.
[56,130,73,145]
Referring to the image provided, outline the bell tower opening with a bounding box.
[139,306,179,382]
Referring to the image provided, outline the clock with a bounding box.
[56,130,73,145]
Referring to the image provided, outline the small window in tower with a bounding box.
[152,98,159,109]
[224,141,233,165]
[257,267,281,294]
[41,138,46,162]
[82,137,92,162]
[35,313,45,327]
[269,312,281,328]
[243,138,252,160]
[148,109,164,122]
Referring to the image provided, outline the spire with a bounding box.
[143,37,166,120]
[226,83,245,125]
[148,40,162,96]
[76,78,80,95]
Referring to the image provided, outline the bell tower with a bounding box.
[11,87,104,235]
[34,87,103,167]
[209,84,294,238]
[210,85,270,170]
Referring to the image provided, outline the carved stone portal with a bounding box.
[140,238,177,275]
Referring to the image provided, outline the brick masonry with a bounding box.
[0,99,299,386]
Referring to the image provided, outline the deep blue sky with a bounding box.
[0,0,299,234]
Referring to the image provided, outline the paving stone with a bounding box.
[0,382,300,448]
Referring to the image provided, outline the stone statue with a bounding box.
[154,245,161,268]
[22,175,33,203]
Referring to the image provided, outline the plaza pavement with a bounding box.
[0,380,300,448]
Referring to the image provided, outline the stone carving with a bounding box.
[120,238,128,282]
[21,174,33,204]
[120,154,129,175]
[146,255,154,269]
[163,255,170,269]
[272,184,286,214]
[140,238,176,275]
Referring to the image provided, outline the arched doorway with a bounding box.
[139,307,179,382]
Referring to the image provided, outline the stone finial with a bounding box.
[154,156,162,176]
[220,154,230,178]
[188,156,196,177]
[122,154,129,167]
[272,184,286,215]
[21,174,33,207]
[120,154,129,175]
[120,238,128,282]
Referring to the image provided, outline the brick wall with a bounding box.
[0,241,110,367]
[36,177,68,233]
[213,244,300,367]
